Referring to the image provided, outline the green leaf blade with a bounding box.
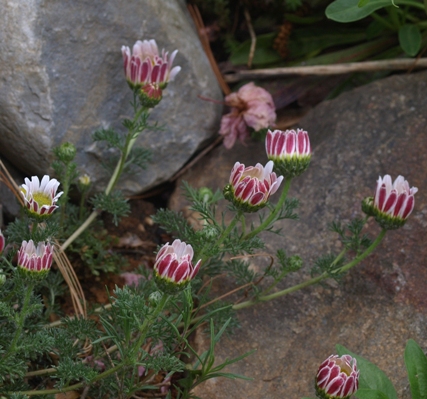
[398,24,422,56]
[336,344,398,399]
[326,0,392,22]
[404,339,427,399]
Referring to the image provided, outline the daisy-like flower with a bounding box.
[315,355,359,399]
[223,161,283,212]
[362,174,418,230]
[121,39,181,106]
[20,175,63,219]
[219,82,276,149]
[266,128,311,177]
[17,240,53,279]
[153,239,201,294]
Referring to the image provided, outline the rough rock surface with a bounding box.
[169,71,427,398]
[0,0,222,194]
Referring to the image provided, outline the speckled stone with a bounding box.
[169,71,427,399]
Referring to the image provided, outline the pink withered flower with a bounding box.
[223,161,283,212]
[220,82,276,149]
[121,39,181,107]
[17,240,53,279]
[0,230,5,255]
[153,239,201,294]
[20,175,63,220]
[362,174,418,230]
[315,354,359,399]
[266,128,311,177]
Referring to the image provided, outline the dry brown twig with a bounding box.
[243,7,256,69]
[224,57,427,82]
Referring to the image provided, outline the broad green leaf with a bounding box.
[358,0,371,7]
[229,33,282,67]
[398,24,422,56]
[404,339,427,399]
[326,0,392,22]
[356,389,390,399]
[336,344,398,399]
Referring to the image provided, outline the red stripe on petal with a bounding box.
[401,195,414,219]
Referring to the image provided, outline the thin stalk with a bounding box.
[371,12,397,30]
[243,177,292,241]
[233,229,386,310]
[61,106,147,251]
[397,0,426,9]
[132,294,170,355]
[5,283,34,358]
[198,212,242,265]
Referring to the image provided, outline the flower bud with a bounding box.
[153,239,201,295]
[17,240,53,280]
[55,142,77,163]
[315,355,359,399]
[266,128,311,177]
[362,174,417,230]
[20,175,63,220]
[223,161,283,213]
[121,39,181,91]
[78,174,91,187]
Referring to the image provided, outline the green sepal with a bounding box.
[362,197,406,230]
[154,273,190,295]
[270,155,311,178]
[223,184,268,213]
[17,265,49,282]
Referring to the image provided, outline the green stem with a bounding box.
[397,0,426,9]
[233,229,387,310]
[243,177,292,241]
[198,212,242,265]
[60,106,148,251]
[132,294,170,355]
[371,12,397,30]
[5,283,34,358]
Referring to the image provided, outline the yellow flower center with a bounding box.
[33,192,52,207]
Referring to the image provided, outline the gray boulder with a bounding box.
[0,0,222,194]
[170,71,427,398]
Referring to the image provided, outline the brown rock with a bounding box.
[170,71,427,398]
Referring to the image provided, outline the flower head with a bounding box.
[266,128,311,177]
[220,82,276,149]
[17,240,53,279]
[362,175,418,230]
[20,175,63,220]
[315,355,359,399]
[121,39,181,106]
[223,161,283,212]
[153,239,201,294]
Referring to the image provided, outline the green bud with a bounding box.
[55,142,77,163]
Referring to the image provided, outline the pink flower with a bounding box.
[0,230,4,255]
[154,239,201,294]
[374,175,417,219]
[266,128,311,177]
[362,175,418,230]
[316,355,359,399]
[121,39,181,90]
[20,175,63,219]
[220,82,276,149]
[18,240,53,278]
[224,161,283,212]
